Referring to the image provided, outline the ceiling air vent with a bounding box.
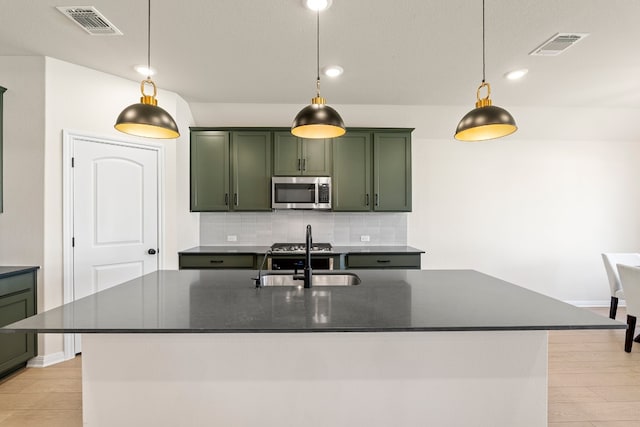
[56,6,122,35]
[529,32,589,56]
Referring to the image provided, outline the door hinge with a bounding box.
[71,157,75,167]
[72,237,75,247]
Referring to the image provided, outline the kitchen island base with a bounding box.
[82,331,547,426]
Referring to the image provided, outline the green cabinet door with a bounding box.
[273,132,332,176]
[301,138,332,176]
[190,131,230,211]
[231,131,272,211]
[273,132,302,175]
[373,132,412,211]
[332,132,372,211]
[0,270,37,378]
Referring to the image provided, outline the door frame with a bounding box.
[62,130,165,360]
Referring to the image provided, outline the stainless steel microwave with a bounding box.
[272,177,331,210]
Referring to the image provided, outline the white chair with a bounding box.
[602,253,640,319]
[615,264,640,352]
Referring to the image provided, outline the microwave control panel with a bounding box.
[318,184,330,204]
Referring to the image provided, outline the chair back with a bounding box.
[616,264,640,317]
[602,253,640,296]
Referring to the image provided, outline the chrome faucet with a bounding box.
[304,224,313,288]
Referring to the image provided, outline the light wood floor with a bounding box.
[0,307,637,426]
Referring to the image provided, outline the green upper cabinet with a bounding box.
[374,132,412,212]
[190,130,272,212]
[231,131,272,211]
[273,131,332,176]
[333,129,412,212]
[190,131,230,211]
[332,132,372,211]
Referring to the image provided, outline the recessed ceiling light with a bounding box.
[504,69,528,80]
[322,65,343,77]
[303,0,332,11]
[134,65,156,77]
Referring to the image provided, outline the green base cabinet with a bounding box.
[179,254,256,269]
[333,129,412,212]
[273,132,332,176]
[0,268,37,378]
[345,254,421,269]
[190,130,272,212]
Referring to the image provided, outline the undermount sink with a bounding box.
[259,273,361,287]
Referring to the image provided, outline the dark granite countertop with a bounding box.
[0,266,39,279]
[0,269,623,334]
[179,245,424,255]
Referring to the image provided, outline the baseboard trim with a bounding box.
[564,299,624,308]
[27,351,67,368]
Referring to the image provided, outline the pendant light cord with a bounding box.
[147,0,151,80]
[316,9,321,97]
[480,0,486,83]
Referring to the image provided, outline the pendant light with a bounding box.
[115,0,179,139]
[454,0,516,142]
[291,8,345,139]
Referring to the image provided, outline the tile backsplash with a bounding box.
[200,211,407,245]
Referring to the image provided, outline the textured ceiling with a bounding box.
[0,0,639,108]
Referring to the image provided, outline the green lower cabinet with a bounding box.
[333,129,412,212]
[179,254,256,269]
[345,254,421,269]
[0,269,37,378]
[190,130,272,212]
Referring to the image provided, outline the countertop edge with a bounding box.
[0,266,40,280]
[0,324,625,334]
[179,246,426,255]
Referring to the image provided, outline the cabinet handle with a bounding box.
[234,193,238,206]
[375,193,379,206]
[297,158,301,171]
[210,260,224,264]
[302,158,306,171]
[365,194,370,206]
[224,193,229,205]
[376,259,391,263]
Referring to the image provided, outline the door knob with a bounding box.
[147,249,157,255]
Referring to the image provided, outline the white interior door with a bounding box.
[72,137,159,353]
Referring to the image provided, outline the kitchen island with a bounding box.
[1,269,623,426]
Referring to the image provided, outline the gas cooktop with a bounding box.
[270,243,332,253]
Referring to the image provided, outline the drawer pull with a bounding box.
[376,259,391,263]
[210,260,224,264]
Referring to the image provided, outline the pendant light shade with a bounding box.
[454,82,517,141]
[291,96,345,139]
[115,79,179,139]
[291,9,345,139]
[454,0,516,142]
[115,0,179,139]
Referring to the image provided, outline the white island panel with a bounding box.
[83,331,547,427]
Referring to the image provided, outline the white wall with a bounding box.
[0,57,198,360]
[41,57,197,357]
[190,102,640,305]
[0,56,46,291]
